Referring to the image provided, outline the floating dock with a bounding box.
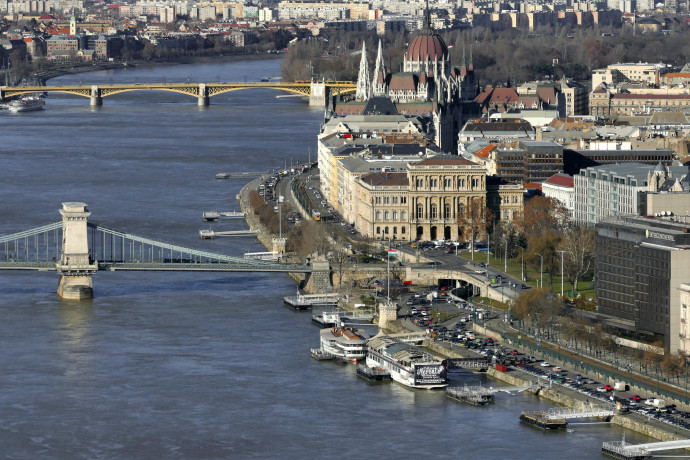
[357,365,391,382]
[202,211,245,222]
[311,348,335,361]
[199,229,259,239]
[311,308,375,327]
[284,292,340,309]
[519,411,567,430]
[446,385,495,406]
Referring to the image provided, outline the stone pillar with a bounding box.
[90,85,102,106]
[56,202,98,300]
[198,83,209,106]
[309,80,328,107]
[304,258,331,293]
[272,237,286,255]
[378,301,398,329]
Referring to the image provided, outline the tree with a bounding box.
[560,223,595,292]
[456,198,494,254]
[515,196,568,243]
[512,288,564,337]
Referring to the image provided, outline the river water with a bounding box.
[0,58,653,459]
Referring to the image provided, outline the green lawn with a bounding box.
[457,252,595,301]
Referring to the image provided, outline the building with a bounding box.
[46,35,78,59]
[473,140,564,183]
[560,79,589,117]
[541,173,574,215]
[573,163,689,226]
[592,62,664,90]
[458,118,535,143]
[595,216,690,353]
[680,284,690,356]
[590,91,690,118]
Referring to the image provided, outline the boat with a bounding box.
[312,310,343,327]
[356,364,391,382]
[366,335,448,389]
[7,96,45,113]
[319,326,370,362]
[311,307,375,327]
[445,385,495,406]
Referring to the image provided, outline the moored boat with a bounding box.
[319,326,370,362]
[366,335,447,389]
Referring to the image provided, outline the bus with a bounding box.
[312,210,321,221]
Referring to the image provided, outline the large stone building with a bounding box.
[331,8,479,153]
[351,156,523,242]
[595,216,690,354]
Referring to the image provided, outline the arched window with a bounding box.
[375,211,381,220]
[401,227,406,234]
[444,203,451,219]
[376,226,381,234]
[384,211,390,220]
[393,211,398,220]
[458,203,465,216]
[416,204,424,219]
[393,226,398,234]
[430,204,438,219]
[384,226,389,234]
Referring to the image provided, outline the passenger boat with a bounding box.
[366,335,448,389]
[319,326,370,362]
[7,95,45,113]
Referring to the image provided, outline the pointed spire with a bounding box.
[423,0,431,30]
[469,45,474,71]
[462,46,466,68]
[355,42,371,101]
[372,39,386,96]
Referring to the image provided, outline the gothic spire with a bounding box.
[355,42,371,101]
[372,39,386,96]
[423,0,431,30]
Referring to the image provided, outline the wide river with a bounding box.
[0,58,652,459]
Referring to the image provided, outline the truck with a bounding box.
[613,382,629,391]
[652,399,665,408]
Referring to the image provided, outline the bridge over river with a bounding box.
[0,80,356,107]
[0,202,321,300]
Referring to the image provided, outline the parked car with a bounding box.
[540,362,550,367]
[630,395,642,402]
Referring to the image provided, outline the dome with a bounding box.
[407,29,448,63]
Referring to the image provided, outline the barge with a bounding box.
[519,410,567,430]
[445,385,495,406]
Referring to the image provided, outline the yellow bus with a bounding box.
[312,210,321,221]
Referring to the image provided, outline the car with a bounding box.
[521,284,530,289]
[630,394,642,402]
[540,362,550,367]
[552,367,562,373]
[603,384,612,391]
[645,398,656,406]
[475,270,485,274]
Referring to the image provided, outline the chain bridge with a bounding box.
[0,202,317,300]
[0,80,356,107]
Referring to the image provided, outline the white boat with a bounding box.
[8,96,45,113]
[366,335,448,389]
[319,326,370,362]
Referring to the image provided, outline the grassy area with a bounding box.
[472,296,509,311]
[457,251,595,301]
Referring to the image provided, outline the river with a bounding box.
[0,58,653,459]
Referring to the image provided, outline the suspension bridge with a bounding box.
[0,202,319,300]
[0,80,356,107]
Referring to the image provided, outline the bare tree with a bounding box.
[560,224,595,292]
[456,198,494,253]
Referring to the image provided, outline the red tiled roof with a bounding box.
[544,173,573,188]
[524,182,542,191]
[389,73,416,91]
[474,144,496,159]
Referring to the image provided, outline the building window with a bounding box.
[393,226,398,234]
[401,211,407,220]
[430,204,438,219]
[402,227,406,234]
[401,197,407,204]
[384,226,389,234]
[376,211,381,220]
[444,203,451,219]
[384,211,390,220]
[375,197,381,204]
[376,226,381,234]
[417,205,423,219]
[393,211,398,219]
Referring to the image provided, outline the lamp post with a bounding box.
[535,253,543,289]
[503,238,508,273]
[558,250,566,297]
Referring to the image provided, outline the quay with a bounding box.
[198,229,258,239]
[202,211,245,222]
[216,172,271,179]
[284,292,340,309]
[602,439,690,460]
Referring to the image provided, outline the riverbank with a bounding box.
[36,52,282,84]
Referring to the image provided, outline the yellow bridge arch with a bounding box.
[0,81,357,106]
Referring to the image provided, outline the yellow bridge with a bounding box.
[0,80,357,107]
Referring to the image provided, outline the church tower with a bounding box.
[371,39,387,97]
[69,9,77,35]
[355,42,371,101]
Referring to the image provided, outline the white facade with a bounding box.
[573,164,651,225]
[542,180,574,216]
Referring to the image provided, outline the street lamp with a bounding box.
[557,250,566,297]
[534,253,543,289]
[503,238,508,273]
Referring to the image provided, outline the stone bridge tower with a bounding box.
[56,202,98,300]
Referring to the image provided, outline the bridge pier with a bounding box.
[309,80,328,107]
[198,83,209,107]
[304,258,332,293]
[56,202,98,300]
[90,86,102,106]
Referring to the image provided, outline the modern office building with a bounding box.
[595,216,690,353]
